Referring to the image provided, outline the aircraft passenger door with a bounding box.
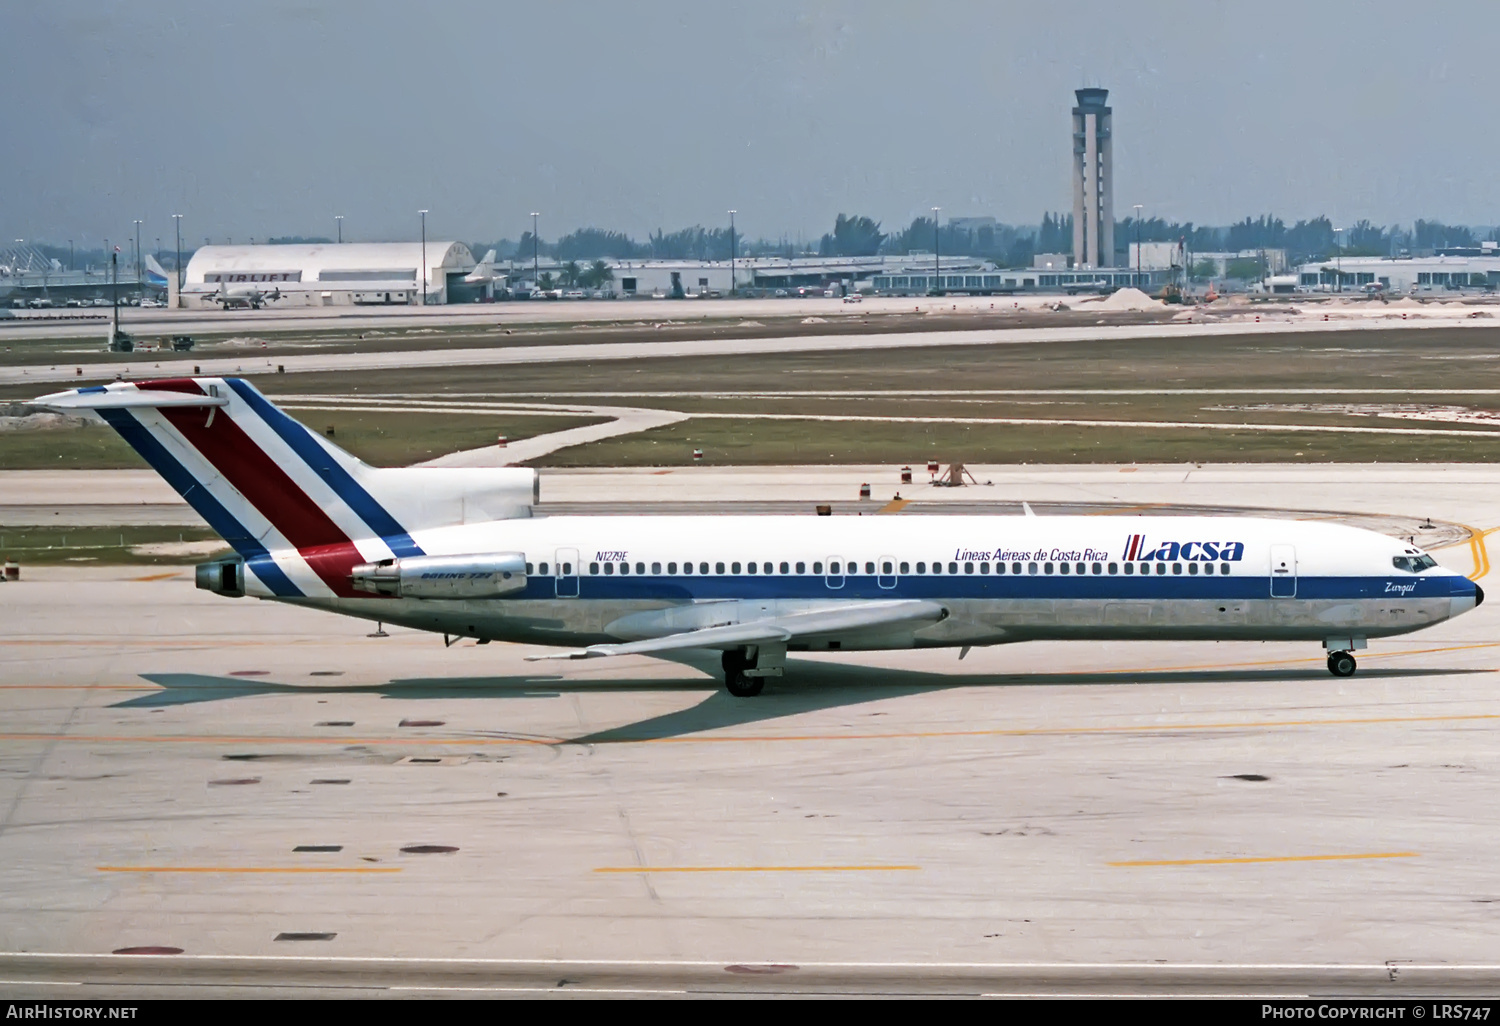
[1269,544,1297,598]
[555,547,579,598]
[825,555,845,590]
[878,554,897,590]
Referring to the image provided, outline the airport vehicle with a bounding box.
[35,377,1484,696]
[26,296,53,309]
[202,281,283,310]
[842,292,863,303]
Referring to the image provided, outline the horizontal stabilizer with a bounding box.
[525,599,946,661]
[34,386,228,411]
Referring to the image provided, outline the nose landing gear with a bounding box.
[1327,651,1357,677]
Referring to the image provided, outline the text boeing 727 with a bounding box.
[36,378,1483,696]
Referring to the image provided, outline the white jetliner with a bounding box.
[36,378,1484,696]
[202,281,283,309]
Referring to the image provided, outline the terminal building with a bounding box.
[180,242,482,307]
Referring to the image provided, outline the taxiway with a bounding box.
[1,464,1498,996]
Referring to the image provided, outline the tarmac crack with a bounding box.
[0,672,92,841]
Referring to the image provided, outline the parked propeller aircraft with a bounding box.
[35,378,1483,696]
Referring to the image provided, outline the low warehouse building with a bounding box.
[1291,250,1500,293]
[181,242,480,307]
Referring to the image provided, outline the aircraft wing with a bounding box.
[526,599,946,661]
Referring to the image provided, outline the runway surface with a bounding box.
[1,291,1489,344]
[5,314,1495,388]
[4,462,1498,528]
[2,464,1500,996]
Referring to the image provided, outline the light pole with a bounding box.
[133,220,142,289]
[728,210,736,296]
[172,214,183,297]
[931,206,941,296]
[68,240,73,272]
[418,210,428,306]
[335,215,343,244]
[1333,227,1343,293]
[1133,204,1143,290]
[530,212,540,294]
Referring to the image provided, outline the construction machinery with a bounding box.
[931,462,982,487]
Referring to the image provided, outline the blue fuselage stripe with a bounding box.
[97,408,303,597]
[225,378,424,557]
[511,573,1468,602]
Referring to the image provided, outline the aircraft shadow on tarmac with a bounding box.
[127,657,1480,744]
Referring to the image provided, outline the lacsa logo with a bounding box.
[1124,534,1245,562]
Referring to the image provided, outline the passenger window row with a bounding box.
[520,560,1235,577]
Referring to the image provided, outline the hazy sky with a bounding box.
[4,1,1498,247]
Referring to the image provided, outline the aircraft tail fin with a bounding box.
[33,378,537,598]
[143,254,170,288]
[464,249,497,284]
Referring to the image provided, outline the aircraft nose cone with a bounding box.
[1476,583,1485,607]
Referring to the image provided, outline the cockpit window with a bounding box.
[1392,554,1437,572]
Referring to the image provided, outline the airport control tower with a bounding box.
[1071,88,1114,269]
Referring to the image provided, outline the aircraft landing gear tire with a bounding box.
[1327,651,1357,677]
[722,650,764,698]
[725,669,763,698]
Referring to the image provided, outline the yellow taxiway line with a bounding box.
[1109,852,1419,868]
[1470,526,1498,581]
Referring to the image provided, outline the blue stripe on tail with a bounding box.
[98,408,303,597]
[225,379,425,557]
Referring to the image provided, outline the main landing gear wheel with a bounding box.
[722,650,764,698]
[1327,651,1357,677]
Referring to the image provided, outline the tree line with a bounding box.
[18,212,1498,277]
[482,213,1499,269]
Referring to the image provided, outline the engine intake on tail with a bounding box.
[350,553,527,599]
[196,557,245,597]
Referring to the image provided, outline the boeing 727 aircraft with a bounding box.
[36,378,1483,696]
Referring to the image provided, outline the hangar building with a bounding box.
[1290,247,1500,293]
[180,242,480,307]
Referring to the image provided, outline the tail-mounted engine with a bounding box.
[350,553,527,599]
[196,557,245,597]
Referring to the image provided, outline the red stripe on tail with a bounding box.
[156,403,365,597]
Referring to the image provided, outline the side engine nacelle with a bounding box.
[350,553,527,599]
